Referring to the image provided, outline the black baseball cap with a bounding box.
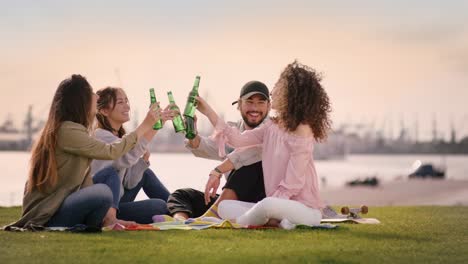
[232,81,270,105]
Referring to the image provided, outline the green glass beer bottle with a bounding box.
[149,88,163,130]
[183,76,200,139]
[167,91,186,133]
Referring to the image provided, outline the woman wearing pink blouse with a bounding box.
[197,61,332,228]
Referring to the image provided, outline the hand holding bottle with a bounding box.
[160,104,177,123]
[187,115,201,148]
[183,76,200,139]
[141,104,175,142]
[166,91,186,133]
[195,96,212,116]
[135,103,162,138]
[146,102,162,124]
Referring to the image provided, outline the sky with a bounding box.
[1,0,468,141]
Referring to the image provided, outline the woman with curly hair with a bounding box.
[196,61,332,228]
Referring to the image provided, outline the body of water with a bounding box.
[1,151,467,206]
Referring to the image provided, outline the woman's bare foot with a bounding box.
[102,216,137,227]
[173,212,189,221]
[116,219,137,227]
[102,216,117,227]
[102,207,137,227]
[265,218,280,227]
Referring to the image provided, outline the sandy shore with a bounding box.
[320,179,468,206]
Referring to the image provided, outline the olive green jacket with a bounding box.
[7,121,138,228]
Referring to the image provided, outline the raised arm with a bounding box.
[59,103,161,160]
[196,96,269,156]
[58,124,138,160]
[142,103,177,142]
[93,129,148,169]
[226,145,262,170]
[185,114,226,161]
[186,135,225,161]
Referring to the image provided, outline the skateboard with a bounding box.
[321,205,380,224]
[341,205,368,218]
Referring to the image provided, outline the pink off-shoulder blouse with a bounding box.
[212,119,325,209]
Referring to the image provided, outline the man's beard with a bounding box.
[241,111,267,128]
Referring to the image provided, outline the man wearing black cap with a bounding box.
[167,81,271,220]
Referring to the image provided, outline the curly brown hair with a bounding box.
[274,60,332,142]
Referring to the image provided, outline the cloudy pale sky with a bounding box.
[1,0,467,140]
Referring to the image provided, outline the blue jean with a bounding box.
[93,166,121,209]
[47,184,113,227]
[120,168,170,203]
[93,166,170,224]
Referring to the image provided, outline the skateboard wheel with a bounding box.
[341,206,350,215]
[360,205,368,214]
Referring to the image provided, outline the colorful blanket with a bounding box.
[4,217,337,232]
[102,216,337,231]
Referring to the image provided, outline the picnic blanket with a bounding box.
[102,216,337,231]
[4,216,337,232]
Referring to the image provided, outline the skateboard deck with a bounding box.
[321,217,380,224]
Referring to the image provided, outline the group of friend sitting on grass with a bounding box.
[4,60,333,231]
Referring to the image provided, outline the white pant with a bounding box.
[218,197,322,228]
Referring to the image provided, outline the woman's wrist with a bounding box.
[209,167,222,178]
[214,167,223,174]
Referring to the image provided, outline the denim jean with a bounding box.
[47,184,113,227]
[120,168,170,203]
[92,166,121,209]
[93,166,170,224]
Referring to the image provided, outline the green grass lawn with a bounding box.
[1,206,467,264]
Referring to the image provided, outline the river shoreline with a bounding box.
[320,179,468,206]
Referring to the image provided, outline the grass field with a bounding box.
[1,206,467,263]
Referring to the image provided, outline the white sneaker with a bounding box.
[279,219,296,230]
